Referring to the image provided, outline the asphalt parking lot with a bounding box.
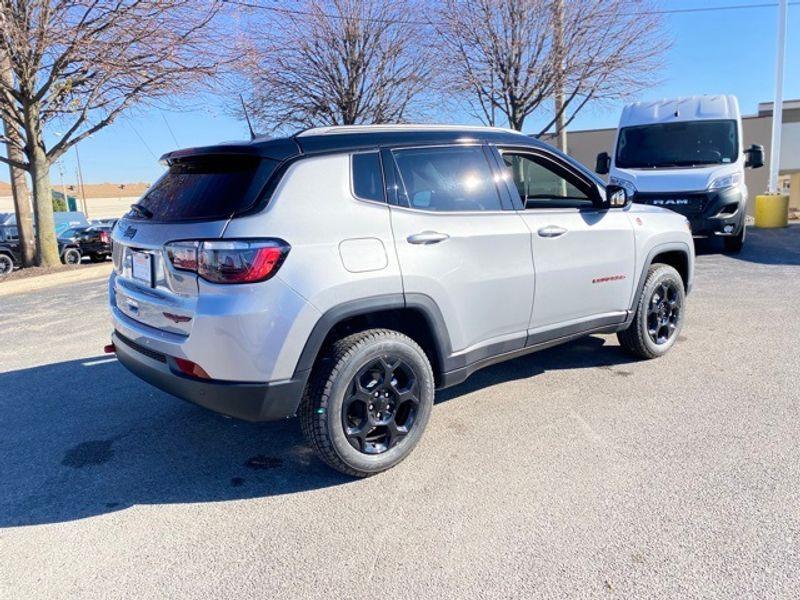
[1,227,799,599]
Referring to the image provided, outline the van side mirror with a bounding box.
[595,151,611,175]
[745,144,764,169]
[605,184,630,208]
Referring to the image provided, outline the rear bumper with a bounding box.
[113,330,307,422]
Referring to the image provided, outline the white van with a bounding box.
[596,95,764,252]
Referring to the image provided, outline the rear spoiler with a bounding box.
[159,137,301,166]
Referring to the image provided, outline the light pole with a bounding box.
[768,0,788,194]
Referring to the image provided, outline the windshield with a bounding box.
[59,228,85,239]
[616,119,738,169]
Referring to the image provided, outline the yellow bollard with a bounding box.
[754,194,789,228]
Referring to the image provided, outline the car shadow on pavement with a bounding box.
[694,224,800,265]
[0,337,635,527]
[436,335,637,404]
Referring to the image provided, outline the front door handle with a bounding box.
[407,231,450,245]
[537,225,568,238]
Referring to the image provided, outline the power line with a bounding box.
[160,111,180,147]
[222,0,799,25]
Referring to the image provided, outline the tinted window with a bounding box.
[352,152,384,202]
[392,146,502,212]
[502,153,592,209]
[6,227,18,241]
[133,156,274,222]
[616,120,738,168]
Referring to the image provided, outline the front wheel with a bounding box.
[618,264,685,359]
[300,329,435,477]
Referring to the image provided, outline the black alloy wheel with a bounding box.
[0,254,12,276]
[342,356,420,455]
[646,281,681,345]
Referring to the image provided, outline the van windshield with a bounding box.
[131,155,275,222]
[616,120,738,169]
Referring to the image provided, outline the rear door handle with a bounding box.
[407,231,450,245]
[537,225,568,238]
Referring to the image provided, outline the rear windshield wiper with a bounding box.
[128,204,153,219]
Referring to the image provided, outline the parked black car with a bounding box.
[0,225,21,276]
[58,226,113,263]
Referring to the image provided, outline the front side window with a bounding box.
[392,146,502,212]
[6,227,18,241]
[502,153,592,209]
[351,152,384,202]
[616,119,738,169]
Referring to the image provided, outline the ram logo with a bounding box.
[651,199,689,206]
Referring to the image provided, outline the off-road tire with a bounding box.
[89,253,106,263]
[300,328,435,477]
[618,264,685,359]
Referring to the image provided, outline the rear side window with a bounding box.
[133,156,275,222]
[392,146,502,212]
[352,152,384,202]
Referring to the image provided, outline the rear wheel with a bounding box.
[62,248,81,265]
[618,264,685,359]
[723,223,746,253]
[300,329,435,477]
[0,253,13,277]
[89,253,106,263]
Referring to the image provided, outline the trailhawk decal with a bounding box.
[592,274,627,284]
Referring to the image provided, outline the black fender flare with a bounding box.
[629,241,693,315]
[291,292,453,382]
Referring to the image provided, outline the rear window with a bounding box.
[132,156,275,222]
[352,152,384,202]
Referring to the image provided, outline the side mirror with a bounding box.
[595,151,611,175]
[745,144,764,169]
[605,184,630,209]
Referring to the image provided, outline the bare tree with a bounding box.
[1,55,33,266]
[237,0,434,133]
[436,0,668,134]
[0,1,226,267]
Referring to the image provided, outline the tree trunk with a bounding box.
[1,57,34,266]
[2,124,35,266]
[30,146,59,267]
[22,99,60,267]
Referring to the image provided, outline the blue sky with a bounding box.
[44,0,800,185]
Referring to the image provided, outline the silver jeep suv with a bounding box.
[108,125,694,476]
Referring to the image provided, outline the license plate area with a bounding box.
[131,250,154,287]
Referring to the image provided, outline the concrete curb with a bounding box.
[0,263,112,298]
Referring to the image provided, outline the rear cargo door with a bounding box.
[111,154,276,335]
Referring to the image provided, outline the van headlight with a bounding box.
[708,172,743,191]
[609,176,637,197]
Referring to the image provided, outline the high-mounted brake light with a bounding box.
[165,239,289,284]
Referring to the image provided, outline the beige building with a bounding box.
[564,99,800,215]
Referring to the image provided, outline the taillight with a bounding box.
[100,231,110,243]
[165,239,289,284]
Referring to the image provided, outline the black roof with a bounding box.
[160,126,550,164]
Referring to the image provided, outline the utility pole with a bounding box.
[768,0,788,193]
[552,0,568,154]
[74,144,88,217]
